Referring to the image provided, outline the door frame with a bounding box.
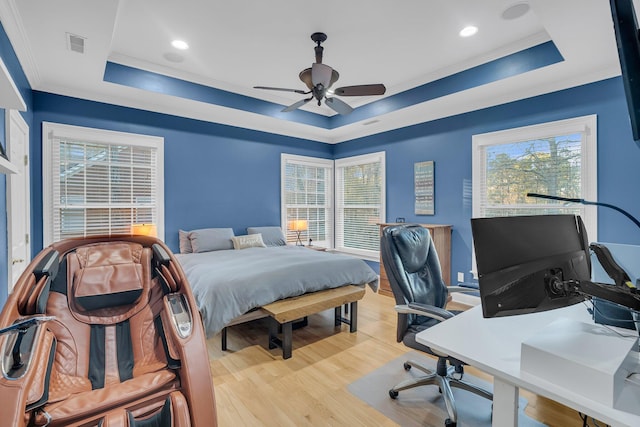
[7,109,30,290]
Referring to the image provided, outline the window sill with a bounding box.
[330,248,379,262]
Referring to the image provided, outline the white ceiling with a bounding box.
[0,0,625,143]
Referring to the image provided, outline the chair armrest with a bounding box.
[395,303,454,322]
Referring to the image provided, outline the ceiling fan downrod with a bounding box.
[311,32,327,64]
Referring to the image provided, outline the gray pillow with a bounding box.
[189,228,235,252]
[179,229,193,254]
[247,226,287,247]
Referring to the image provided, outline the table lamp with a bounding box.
[131,223,158,237]
[288,219,308,246]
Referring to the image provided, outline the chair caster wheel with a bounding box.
[403,362,412,371]
[389,389,399,399]
[445,419,456,427]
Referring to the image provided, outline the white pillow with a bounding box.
[231,234,267,250]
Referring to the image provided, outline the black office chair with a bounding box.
[381,224,492,427]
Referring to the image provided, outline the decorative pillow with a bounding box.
[231,233,267,250]
[247,226,287,247]
[189,228,235,253]
[179,229,193,254]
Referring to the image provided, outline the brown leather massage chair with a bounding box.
[0,236,217,427]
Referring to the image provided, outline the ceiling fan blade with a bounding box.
[325,97,353,115]
[333,84,386,96]
[282,97,313,112]
[254,86,309,95]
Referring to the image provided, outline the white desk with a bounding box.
[416,303,640,427]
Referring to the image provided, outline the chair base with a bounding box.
[388,358,493,427]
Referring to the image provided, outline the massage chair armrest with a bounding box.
[395,303,454,322]
[0,323,56,427]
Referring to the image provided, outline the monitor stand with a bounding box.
[520,317,640,414]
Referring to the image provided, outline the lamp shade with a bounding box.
[312,63,333,88]
[288,219,308,232]
[131,223,158,237]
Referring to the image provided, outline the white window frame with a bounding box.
[471,114,598,275]
[281,154,334,247]
[42,122,165,247]
[334,151,386,261]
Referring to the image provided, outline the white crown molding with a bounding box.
[383,31,552,98]
[0,0,42,89]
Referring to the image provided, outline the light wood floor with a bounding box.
[206,290,591,427]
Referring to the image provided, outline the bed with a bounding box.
[174,228,379,338]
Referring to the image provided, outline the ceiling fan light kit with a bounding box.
[254,32,386,115]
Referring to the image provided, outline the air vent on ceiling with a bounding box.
[66,33,86,54]
[362,119,380,126]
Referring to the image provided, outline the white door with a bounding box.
[7,109,30,289]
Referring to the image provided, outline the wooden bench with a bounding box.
[263,285,366,359]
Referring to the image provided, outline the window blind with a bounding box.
[476,135,584,218]
[43,123,164,245]
[281,154,333,246]
[335,152,385,258]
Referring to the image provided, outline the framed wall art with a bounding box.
[414,160,434,215]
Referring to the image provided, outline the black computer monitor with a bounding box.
[471,215,590,318]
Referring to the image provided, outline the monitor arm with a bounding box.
[527,193,640,312]
[551,278,640,312]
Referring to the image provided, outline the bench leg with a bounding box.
[349,301,358,333]
[282,322,292,359]
[334,301,359,332]
[268,319,293,359]
[268,318,278,349]
[221,327,228,351]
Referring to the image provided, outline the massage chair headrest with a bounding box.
[73,242,145,311]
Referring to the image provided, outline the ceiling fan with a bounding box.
[254,32,386,115]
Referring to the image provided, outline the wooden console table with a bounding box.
[378,223,452,297]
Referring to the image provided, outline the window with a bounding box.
[335,152,385,260]
[43,122,164,246]
[281,154,333,247]
[472,114,597,240]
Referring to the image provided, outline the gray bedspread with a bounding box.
[175,246,379,337]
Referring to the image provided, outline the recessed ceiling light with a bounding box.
[459,26,478,37]
[502,2,530,20]
[171,40,189,50]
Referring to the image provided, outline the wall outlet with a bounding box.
[457,272,465,283]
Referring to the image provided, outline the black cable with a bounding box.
[578,411,610,427]
[526,193,640,232]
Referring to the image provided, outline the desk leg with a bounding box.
[492,378,519,427]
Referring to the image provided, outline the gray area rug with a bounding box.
[348,352,547,427]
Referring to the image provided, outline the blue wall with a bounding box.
[334,77,640,283]
[22,78,640,298]
[31,92,332,255]
[0,22,32,306]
